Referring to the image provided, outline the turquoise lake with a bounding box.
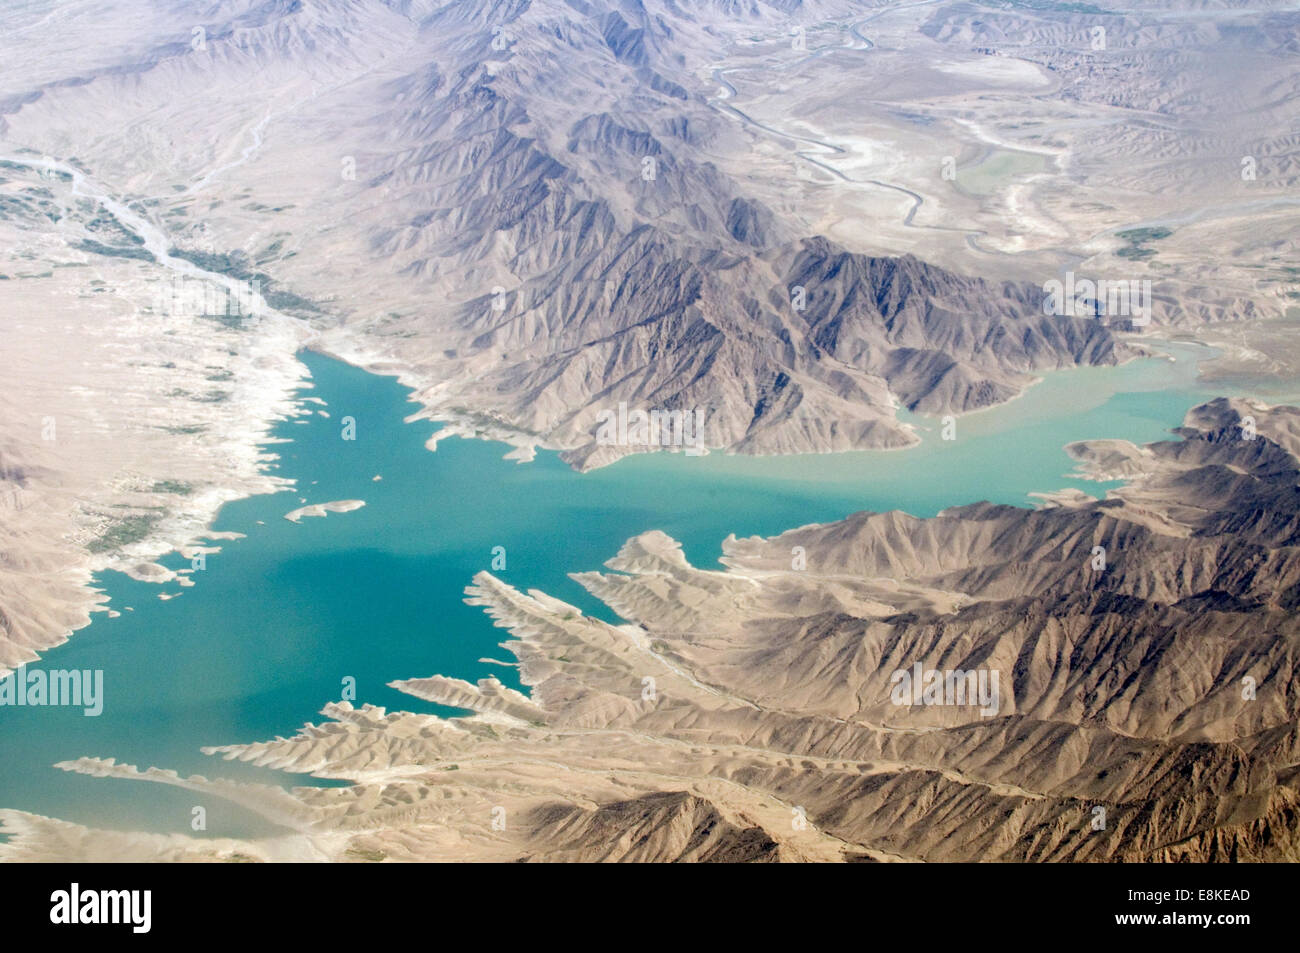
[0,341,1228,837]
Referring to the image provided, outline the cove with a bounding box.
[0,341,1219,839]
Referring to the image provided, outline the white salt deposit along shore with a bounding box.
[283,500,367,523]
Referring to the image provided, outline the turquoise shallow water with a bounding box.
[0,341,1220,837]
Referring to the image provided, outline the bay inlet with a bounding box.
[0,341,1217,837]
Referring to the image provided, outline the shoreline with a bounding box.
[0,330,1259,681]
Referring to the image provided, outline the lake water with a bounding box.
[0,340,1222,838]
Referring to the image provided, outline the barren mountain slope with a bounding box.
[1,0,1137,468]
